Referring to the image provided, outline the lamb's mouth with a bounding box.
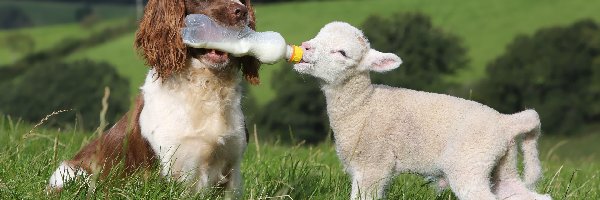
[293,60,312,72]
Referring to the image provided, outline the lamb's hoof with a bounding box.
[534,193,552,200]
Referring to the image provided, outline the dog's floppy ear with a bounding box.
[241,0,261,85]
[244,0,257,30]
[135,0,188,80]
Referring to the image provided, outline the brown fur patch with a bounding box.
[241,0,261,85]
[67,95,155,177]
[134,0,188,80]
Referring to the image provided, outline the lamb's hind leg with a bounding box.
[493,141,552,200]
[444,159,497,200]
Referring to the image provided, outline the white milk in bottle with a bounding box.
[181,14,303,64]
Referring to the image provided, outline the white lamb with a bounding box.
[293,22,552,200]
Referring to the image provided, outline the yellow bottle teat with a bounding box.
[287,45,303,63]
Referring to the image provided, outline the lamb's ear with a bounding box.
[359,49,402,72]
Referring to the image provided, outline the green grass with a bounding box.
[1,116,598,199]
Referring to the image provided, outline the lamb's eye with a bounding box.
[337,50,348,57]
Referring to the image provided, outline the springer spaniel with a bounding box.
[48,0,260,197]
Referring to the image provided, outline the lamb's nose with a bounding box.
[231,4,248,20]
[301,42,312,51]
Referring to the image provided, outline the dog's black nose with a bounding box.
[231,4,248,20]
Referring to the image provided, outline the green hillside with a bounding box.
[2,0,600,105]
[0,18,131,65]
[0,1,135,26]
[79,0,600,105]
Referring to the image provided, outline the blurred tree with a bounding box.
[255,13,467,143]
[0,59,131,131]
[255,65,329,143]
[0,5,33,29]
[362,13,468,93]
[475,19,600,135]
[75,3,94,21]
[75,3,98,28]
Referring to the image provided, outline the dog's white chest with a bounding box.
[138,70,245,180]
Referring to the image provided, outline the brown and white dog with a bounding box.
[48,0,260,196]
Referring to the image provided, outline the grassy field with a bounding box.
[2,0,599,104]
[0,115,598,199]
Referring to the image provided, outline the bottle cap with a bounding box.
[288,45,303,63]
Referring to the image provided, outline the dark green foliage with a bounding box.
[475,19,600,135]
[255,65,329,143]
[0,59,130,131]
[74,3,94,22]
[255,13,468,143]
[362,13,468,93]
[0,5,33,29]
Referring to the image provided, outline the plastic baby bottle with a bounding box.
[181,14,303,64]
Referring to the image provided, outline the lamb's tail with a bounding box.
[507,109,543,189]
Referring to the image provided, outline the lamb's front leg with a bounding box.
[350,166,393,200]
[223,162,243,200]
